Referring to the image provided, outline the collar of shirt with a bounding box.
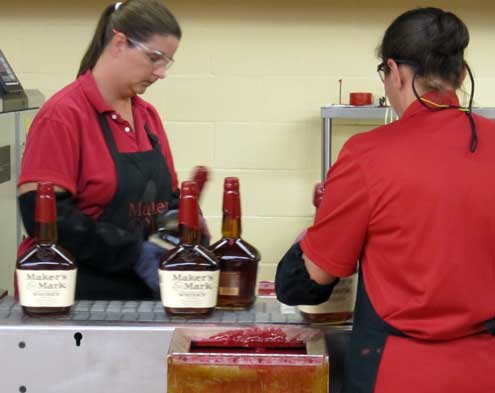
[77,70,150,115]
[400,90,461,122]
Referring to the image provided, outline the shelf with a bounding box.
[321,105,495,119]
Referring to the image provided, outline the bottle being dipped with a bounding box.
[159,181,220,316]
[298,182,358,324]
[210,177,260,309]
[157,166,209,249]
[16,182,77,317]
[192,165,208,197]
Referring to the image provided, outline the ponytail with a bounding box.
[77,4,116,77]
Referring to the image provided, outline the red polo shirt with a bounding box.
[302,91,495,341]
[19,70,178,219]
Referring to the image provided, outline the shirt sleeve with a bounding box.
[19,115,80,195]
[301,143,371,277]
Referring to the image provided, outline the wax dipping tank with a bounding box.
[167,326,329,393]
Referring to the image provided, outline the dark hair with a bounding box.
[78,0,182,77]
[378,7,469,90]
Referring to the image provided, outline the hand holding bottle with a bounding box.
[133,241,166,296]
[294,182,324,243]
[157,165,210,247]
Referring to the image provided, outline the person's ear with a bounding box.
[387,59,403,90]
[109,30,128,56]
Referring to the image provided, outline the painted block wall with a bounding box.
[0,0,494,291]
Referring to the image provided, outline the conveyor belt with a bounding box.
[0,296,310,325]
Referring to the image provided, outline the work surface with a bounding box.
[0,296,351,393]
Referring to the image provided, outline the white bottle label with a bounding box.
[298,274,358,314]
[159,270,219,308]
[17,269,77,308]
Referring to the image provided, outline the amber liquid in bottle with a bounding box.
[210,177,260,309]
[159,181,220,316]
[158,165,209,248]
[299,182,356,324]
[16,182,77,317]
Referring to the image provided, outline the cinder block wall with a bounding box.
[1,0,494,291]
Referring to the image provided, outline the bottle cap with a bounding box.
[224,177,240,192]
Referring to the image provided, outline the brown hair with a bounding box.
[378,7,469,90]
[77,0,181,77]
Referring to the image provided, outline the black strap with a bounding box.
[344,265,405,393]
[144,123,161,151]
[98,113,119,156]
[97,113,161,155]
[485,318,495,335]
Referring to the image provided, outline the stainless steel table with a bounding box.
[0,296,351,393]
[320,105,495,179]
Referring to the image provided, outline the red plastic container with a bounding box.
[349,92,372,106]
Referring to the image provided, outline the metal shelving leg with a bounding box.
[322,117,332,180]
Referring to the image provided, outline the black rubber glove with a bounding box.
[133,241,167,295]
[19,191,144,274]
[275,242,340,306]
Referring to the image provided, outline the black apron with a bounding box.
[75,113,172,300]
[344,266,405,393]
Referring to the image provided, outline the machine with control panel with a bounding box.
[0,49,44,295]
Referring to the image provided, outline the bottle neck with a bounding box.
[35,222,57,245]
[222,215,241,238]
[35,189,57,245]
[222,192,242,238]
[179,192,201,245]
[180,224,201,245]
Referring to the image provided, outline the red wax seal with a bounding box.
[179,181,200,229]
[223,177,241,219]
[35,182,56,223]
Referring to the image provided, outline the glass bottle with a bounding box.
[298,182,358,324]
[158,165,209,248]
[159,181,220,316]
[210,177,260,309]
[16,182,77,317]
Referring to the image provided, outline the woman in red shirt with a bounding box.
[17,0,182,300]
[276,7,495,393]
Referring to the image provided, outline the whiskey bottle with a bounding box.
[157,165,209,248]
[298,182,358,324]
[16,182,77,317]
[159,181,220,315]
[210,177,260,309]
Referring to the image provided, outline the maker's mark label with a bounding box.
[17,269,77,307]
